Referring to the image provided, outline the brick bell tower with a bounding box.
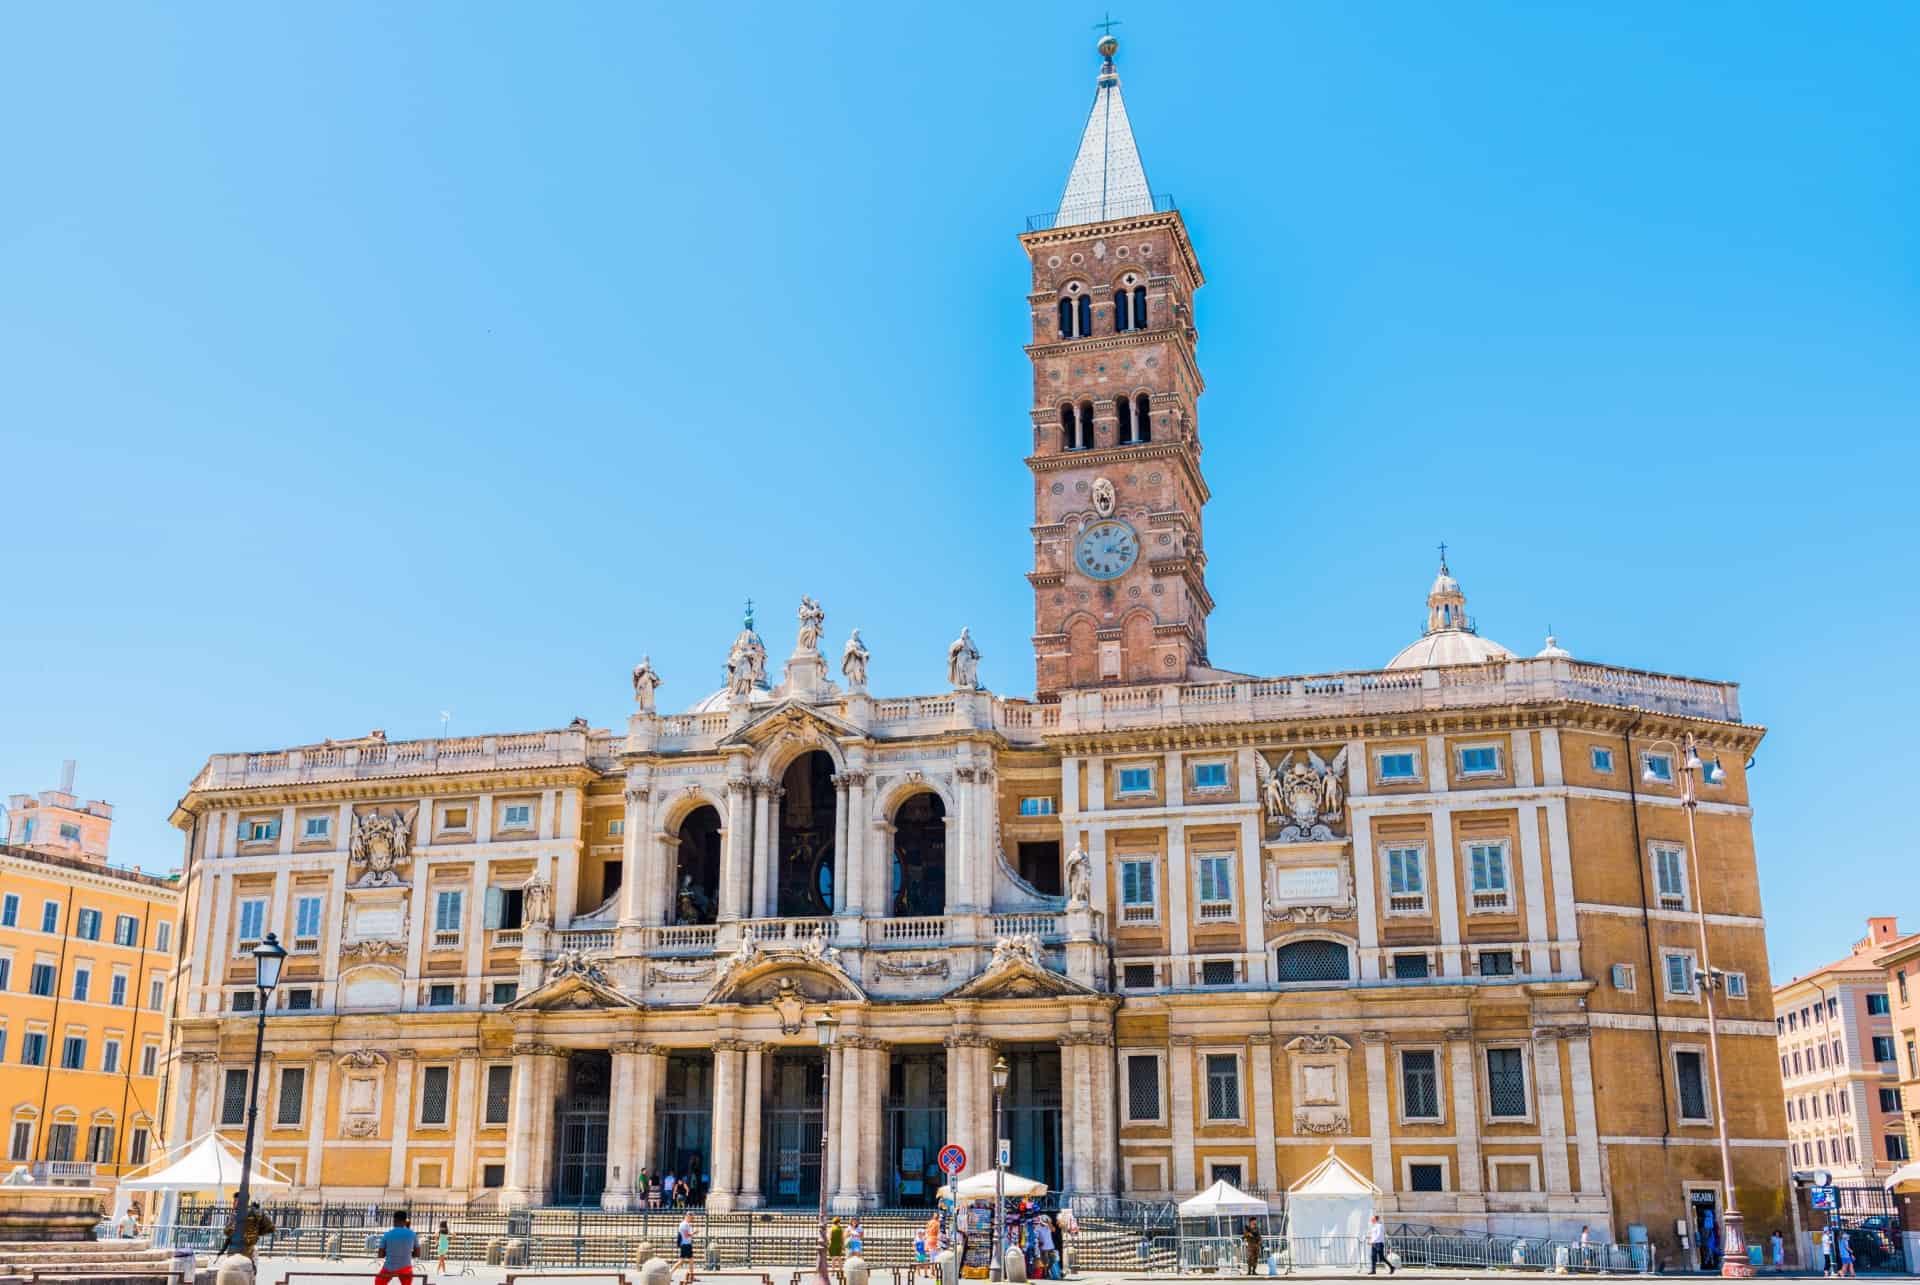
[1021,34,1212,697]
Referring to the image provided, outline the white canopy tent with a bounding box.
[1285,1149,1379,1267]
[947,1170,1050,1200]
[1178,1179,1277,1271]
[1179,1179,1270,1219]
[1885,1160,1920,1190]
[112,1133,291,1247]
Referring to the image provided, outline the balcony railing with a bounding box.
[993,912,1064,941]
[494,928,523,949]
[557,928,616,953]
[875,916,948,944]
[1026,192,1179,233]
[643,924,717,955]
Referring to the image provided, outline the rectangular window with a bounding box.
[486,887,526,931]
[1377,751,1419,782]
[30,963,55,996]
[156,922,172,953]
[284,987,313,1011]
[1385,846,1426,912]
[429,984,457,1007]
[59,822,82,842]
[1675,1050,1709,1121]
[295,895,324,942]
[71,968,90,1002]
[1873,1035,1896,1063]
[237,899,266,944]
[75,908,101,941]
[0,894,16,927]
[129,1128,150,1166]
[1457,745,1501,777]
[1467,841,1511,910]
[231,990,255,1013]
[1902,970,1910,1004]
[1724,971,1747,998]
[1792,1050,1803,1075]
[606,817,625,837]
[114,915,139,947]
[302,815,331,839]
[1204,1054,1241,1121]
[276,1067,307,1126]
[442,806,470,830]
[41,901,60,933]
[221,1068,251,1125]
[1881,1088,1902,1112]
[1393,953,1430,980]
[1664,953,1696,996]
[1486,1048,1527,1118]
[149,976,165,1009]
[1122,962,1157,989]
[1016,796,1056,817]
[484,1064,514,1124]
[434,890,464,933]
[141,1044,159,1077]
[102,1040,121,1074]
[1611,963,1636,992]
[483,1163,506,1189]
[61,1035,87,1069]
[1590,747,1614,773]
[1116,766,1154,796]
[492,982,519,1005]
[1119,859,1156,923]
[1477,950,1515,977]
[1125,1054,1161,1121]
[420,1065,452,1125]
[45,1123,76,1162]
[1199,959,1237,987]
[1195,855,1234,917]
[502,804,532,829]
[0,958,9,990]
[8,1121,29,1161]
[1891,1135,1912,1162]
[1641,752,1674,784]
[1652,843,1688,910]
[22,1032,48,1066]
[1191,762,1229,791]
[1401,1050,1440,1120]
[1407,1163,1445,1192]
[1869,993,1892,1016]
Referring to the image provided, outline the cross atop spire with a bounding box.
[1093,12,1122,37]
[1052,27,1155,229]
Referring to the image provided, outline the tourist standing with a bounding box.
[374,1211,417,1285]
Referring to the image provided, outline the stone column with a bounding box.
[1168,1036,1196,1192]
[1447,1032,1482,1194]
[947,1037,975,1177]
[1059,1038,1084,1193]
[1431,806,1460,976]
[387,1052,416,1191]
[834,1036,866,1212]
[942,811,964,920]
[861,1040,888,1208]
[763,787,784,919]
[633,1046,665,1180]
[305,1056,332,1188]
[1088,1036,1118,1198]
[739,1043,766,1208]
[1518,802,1550,974]
[1165,819,1191,966]
[974,1043,995,1184]
[720,776,752,922]
[1565,1032,1603,1193]
[974,768,998,914]
[708,1041,743,1212]
[844,771,870,919]
[1236,756,1268,984]
[620,784,649,926]
[751,781,773,919]
[872,815,896,921]
[525,1051,561,1202]
[1250,1034,1279,1194]
[1543,799,1579,976]
[954,765,977,914]
[652,833,678,927]
[1362,1032,1393,1194]
[451,1050,480,1193]
[603,1043,646,1209]
[823,1041,845,1200]
[503,1043,549,1205]
[832,774,854,919]
[1532,1029,1572,1194]
[1351,805,1380,981]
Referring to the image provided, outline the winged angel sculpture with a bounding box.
[1256,747,1349,842]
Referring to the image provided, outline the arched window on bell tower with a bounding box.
[1057,297,1073,339]
[1134,285,1148,327]
[1115,396,1134,445]
[1135,393,1152,443]
[1076,295,1092,337]
[1078,401,1095,449]
[1114,289,1130,333]
[1059,403,1077,451]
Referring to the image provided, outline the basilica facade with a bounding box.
[161,36,1787,1259]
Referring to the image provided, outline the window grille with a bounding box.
[420,1066,452,1125]
[1275,939,1350,983]
[1486,1048,1527,1118]
[1401,1050,1439,1119]
[1204,1054,1241,1120]
[485,1065,514,1124]
[1393,953,1429,980]
[275,1067,306,1126]
[1477,951,1515,977]
[1126,1055,1160,1121]
[1200,959,1236,986]
[1408,1163,1444,1192]
[1122,963,1156,990]
[1675,1050,1708,1120]
[221,1069,250,1125]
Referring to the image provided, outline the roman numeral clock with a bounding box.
[1073,518,1139,580]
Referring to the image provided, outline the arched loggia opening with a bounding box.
[673,805,722,925]
[890,793,947,917]
[778,751,838,916]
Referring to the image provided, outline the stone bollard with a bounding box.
[937,1247,957,1285]
[631,1242,653,1270]
[1004,1247,1027,1284]
[844,1254,869,1285]
[325,1232,342,1260]
[486,1237,505,1266]
[639,1256,672,1285]
[504,1238,527,1267]
[212,1253,256,1285]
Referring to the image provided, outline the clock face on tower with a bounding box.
[1074,518,1141,580]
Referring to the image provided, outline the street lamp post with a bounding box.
[814,1011,840,1285]
[990,1056,1010,1282]
[222,932,287,1260]
[1642,732,1750,1278]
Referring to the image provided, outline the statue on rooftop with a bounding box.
[841,629,870,691]
[631,655,662,712]
[947,627,981,691]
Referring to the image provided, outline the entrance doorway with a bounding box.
[1002,1047,1063,1193]
[760,1051,825,1206]
[890,794,947,917]
[674,807,722,924]
[778,752,837,916]
[655,1053,713,1198]
[884,1049,948,1206]
[1688,1189,1719,1270]
[552,1051,610,1206]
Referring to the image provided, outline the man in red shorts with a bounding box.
[376,1210,419,1285]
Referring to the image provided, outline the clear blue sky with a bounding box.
[3,3,1914,983]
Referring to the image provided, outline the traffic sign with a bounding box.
[938,1143,967,1175]
[998,1138,1011,1167]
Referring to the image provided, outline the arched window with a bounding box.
[1133,285,1148,327]
[1078,401,1094,449]
[1076,295,1092,338]
[1059,404,1077,451]
[1274,939,1352,983]
[1115,396,1133,444]
[1057,298,1073,339]
[1135,393,1151,443]
[1114,290,1130,333]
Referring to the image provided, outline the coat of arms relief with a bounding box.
[1259,747,1357,923]
[1256,748,1349,843]
[348,807,417,888]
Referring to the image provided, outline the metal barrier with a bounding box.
[1281,1235,1367,1268]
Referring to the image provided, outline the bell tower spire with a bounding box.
[1020,35,1213,696]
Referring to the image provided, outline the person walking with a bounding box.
[674,1212,697,1285]
[1242,1218,1263,1275]
[1770,1229,1785,1272]
[374,1211,417,1285]
[1368,1214,1394,1275]
[435,1221,450,1275]
[1838,1228,1856,1278]
[849,1218,865,1260]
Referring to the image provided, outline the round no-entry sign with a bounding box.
[938,1143,967,1175]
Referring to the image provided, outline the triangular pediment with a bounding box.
[946,955,1095,1001]
[717,699,866,750]
[505,969,641,1013]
